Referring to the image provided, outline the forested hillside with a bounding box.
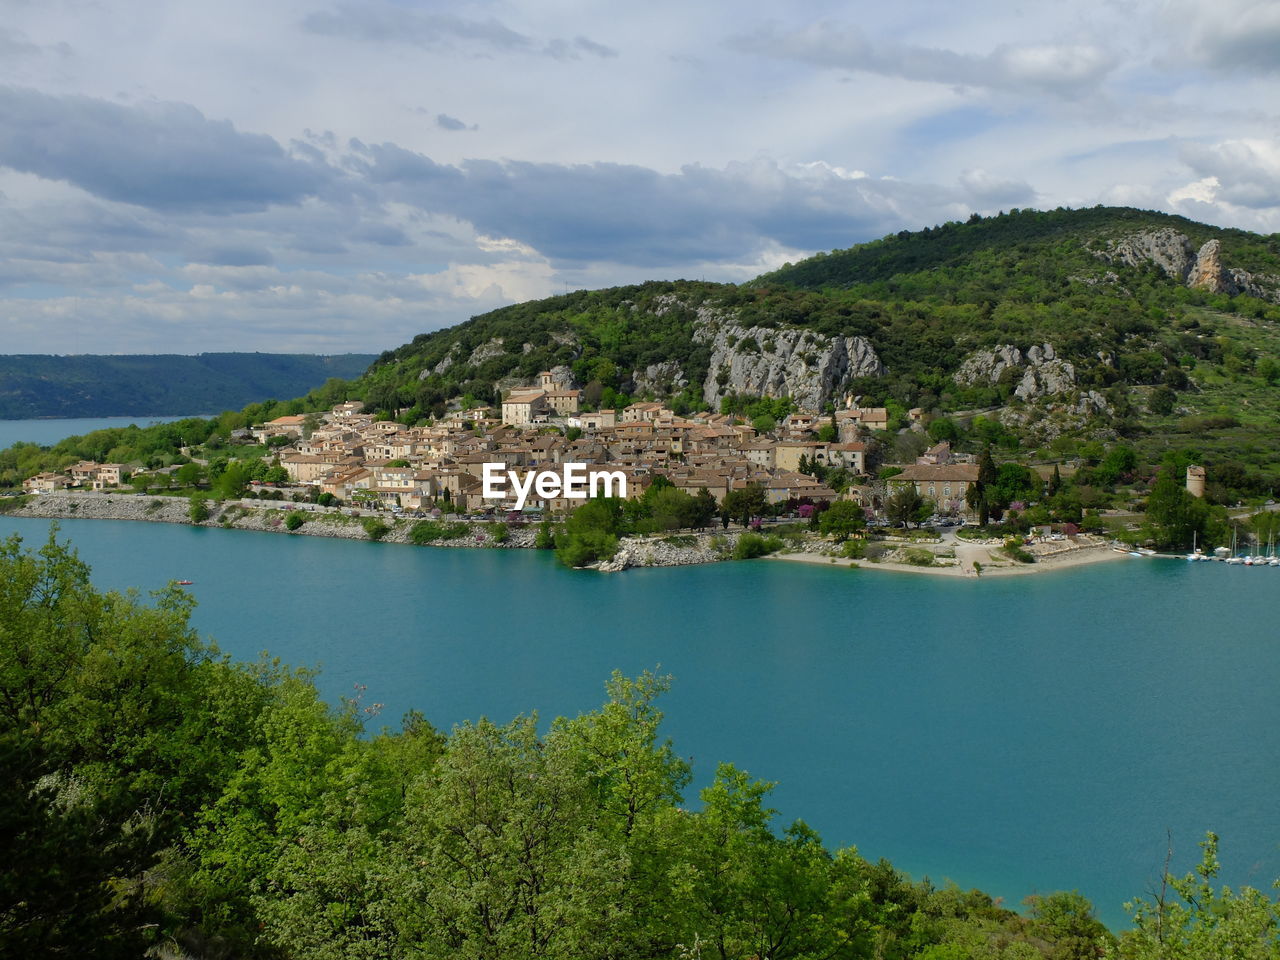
[0,352,375,418]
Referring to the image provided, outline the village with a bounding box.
[20,370,985,523]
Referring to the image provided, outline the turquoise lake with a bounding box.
[4,514,1278,928]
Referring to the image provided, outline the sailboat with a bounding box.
[1226,528,1244,564]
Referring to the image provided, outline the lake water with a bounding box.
[0,415,204,449]
[4,514,1278,928]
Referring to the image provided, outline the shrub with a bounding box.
[363,517,390,540]
[840,538,867,559]
[556,528,618,567]
[535,520,556,550]
[188,495,210,523]
[490,525,509,544]
[903,547,935,566]
[732,532,783,560]
[411,520,469,544]
[1002,537,1035,563]
[284,511,306,531]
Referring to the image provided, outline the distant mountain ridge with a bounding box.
[0,352,376,419]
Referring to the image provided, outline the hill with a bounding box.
[0,352,376,418]
[351,206,1280,484]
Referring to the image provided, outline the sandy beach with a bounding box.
[770,537,1126,579]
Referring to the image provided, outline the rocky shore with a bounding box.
[7,492,1119,579]
[8,492,538,549]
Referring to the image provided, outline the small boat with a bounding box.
[176,579,194,585]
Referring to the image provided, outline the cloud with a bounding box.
[959,168,1037,208]
[729,22,1118,97]
[435,113,473,132]
[302,2,614,60]
[1178,139,1280,210]
[1177,0,1280,74]
[0,87,335,213]
[302,2,532,52]
[351,143,972,267]
[543,36,618,60]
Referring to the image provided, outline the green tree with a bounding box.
[389,715,632,959]
[0,530,255,957]
[671,764,871,960]
[721,483,768,526]
[886,484,926,527]
[1145,467,1209,549]
[556,498,622,567]
[1116,833,1280,960]
[928,417,959,443]
[1026,890,1113,960]
[189,493,210,523]
[819,500,866,541]
[175,461,205,487]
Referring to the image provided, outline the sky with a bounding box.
[1,0,1278,355]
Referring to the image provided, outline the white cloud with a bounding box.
[729,23,1118,98]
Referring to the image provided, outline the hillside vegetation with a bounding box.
[349,206,1280,484]
[0,352,375,418]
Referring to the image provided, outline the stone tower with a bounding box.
[1186,465,1206,497]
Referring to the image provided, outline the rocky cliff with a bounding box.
[954,343,1076,400]
[693,307,883,410]
[1099,230,1278,300]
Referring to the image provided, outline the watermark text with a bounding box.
[481,462,626,510]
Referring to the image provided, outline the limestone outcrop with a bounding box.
[467,337,506,365]
[1098,230,1279,300]
[631,361,688,397]
[694,308,883,410]
[1103,228,1196,280]
[954,343,1077,400]
[426,343,463,377]
[543,364,577,389]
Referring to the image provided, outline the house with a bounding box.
[24,472,70,494]
[253,414,307,441]
[502,389,549,426]
[68,461,101,486]
[577,409,617,431]
[917,441,952,465]
[280,454,336,485]
[837,406,889,432]
[886,463,981,513]
[621,402,668,423]
[543,389,581,416]
[92,464,126,489]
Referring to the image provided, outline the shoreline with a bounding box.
[8,492,1124,579]
[769,536,1124,578]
